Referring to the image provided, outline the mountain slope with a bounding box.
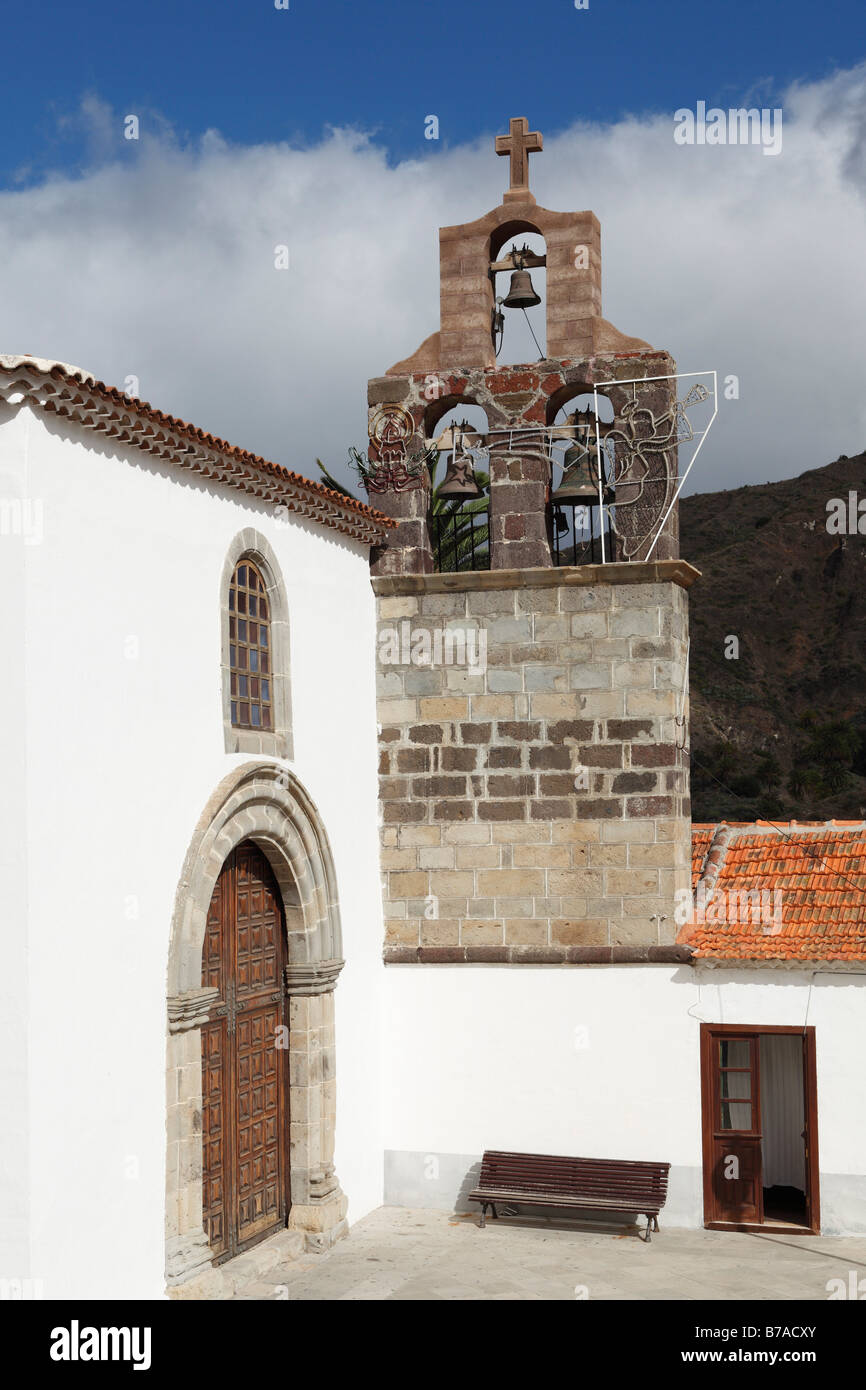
[679,452,866,822]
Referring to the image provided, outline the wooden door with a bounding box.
[700,1024,820,1233]
[701,1028,763,1225]
[201,842,289,1262]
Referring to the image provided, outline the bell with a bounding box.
[503,268,541,310]
[551,443,599,501]
[438,453,482,498]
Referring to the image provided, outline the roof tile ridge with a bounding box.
[697,821,735,896]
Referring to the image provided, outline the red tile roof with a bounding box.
[0,356,394,545]
[681,821,866,964]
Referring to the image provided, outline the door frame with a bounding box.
[699,1023,820,1235]
[166,762,348,1290]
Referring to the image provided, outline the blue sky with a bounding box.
[6,0,865,186]
[2,3,865,495]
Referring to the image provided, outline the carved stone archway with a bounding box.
[165,763,347,1289]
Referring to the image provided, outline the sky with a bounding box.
[2,0,866,496]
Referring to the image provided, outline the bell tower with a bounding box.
[368,118,699,965]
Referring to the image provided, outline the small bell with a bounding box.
[438,452,482,497]
[503,268,541,310]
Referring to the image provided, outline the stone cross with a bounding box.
[495,117,543,202]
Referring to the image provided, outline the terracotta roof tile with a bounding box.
[681,821,866,964]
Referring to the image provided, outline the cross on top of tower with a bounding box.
[495,116,543,204]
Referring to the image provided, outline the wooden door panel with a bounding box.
[201,843,288,1262]
[235,1000,283,1244]
[710,1135,762,1223]
[702,1027,763,1226]
[201,1017,230,1258]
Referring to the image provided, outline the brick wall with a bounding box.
[374,563,697,963]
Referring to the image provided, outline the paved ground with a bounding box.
[228,1207,866,1301]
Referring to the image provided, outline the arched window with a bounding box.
[220,531,292,758]
[229,560,272,730]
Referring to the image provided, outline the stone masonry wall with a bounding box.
[374,563,697,964]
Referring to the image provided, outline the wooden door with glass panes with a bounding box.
[200,842,289,1262]
[701,1029,763,1225]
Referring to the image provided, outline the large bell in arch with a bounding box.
[502,267,541,310]
[552,409,609,502]
[438,453,482,498]
[552,442,599,501]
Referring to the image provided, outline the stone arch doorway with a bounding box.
[201,841,289,1263]
[166,763,347,1290]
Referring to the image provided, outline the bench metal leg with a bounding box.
[479,1204,487,1229]
[491,1204,498,1220]
[653,1216,659,1233]
[645,1214,653,1243]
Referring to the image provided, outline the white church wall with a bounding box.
[382,963,705,1227]
[3,406,384,1298]
[383,962,866,1235]
[0,402,31,1278]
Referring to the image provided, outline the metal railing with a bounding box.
[431,501,490,572]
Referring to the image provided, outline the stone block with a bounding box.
[577,691,625,716]
[409,724,443,744]
[418,848,455,870]
[378,596,420,619]
[478,868,546,897]
[610,609,659,638]
[429,870,475,896]
[487,746,521,768]
[420,697,470,719]
[487,774,535,798]
[490,822,550,843]
[551,918,609,946]
[461,919,505,945]
[570,612,608,638]
[497,720,542,741]
[443,822,491,844]
[419,919,461,946]
[378,698,417,723]
[399,825,442,846]
[478,800,526,821]
[380,848,418,869]
[513,844,572,868]
[548,869,603,897]
[441,746,478,771]
[560,585,613,611]
[605,868,659,895]
[488,670,523,693]
[467,590,516,615]
[528,797,570,819]
[456,845,501,869]
[525,665,568,691]
[472,695,517,718]
[529,692,585,717]
[504,919,550,945]
[460,722,493,743]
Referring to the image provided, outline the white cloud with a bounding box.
[1,68,865,498]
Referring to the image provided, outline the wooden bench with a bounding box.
[469,1150,671,1242]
